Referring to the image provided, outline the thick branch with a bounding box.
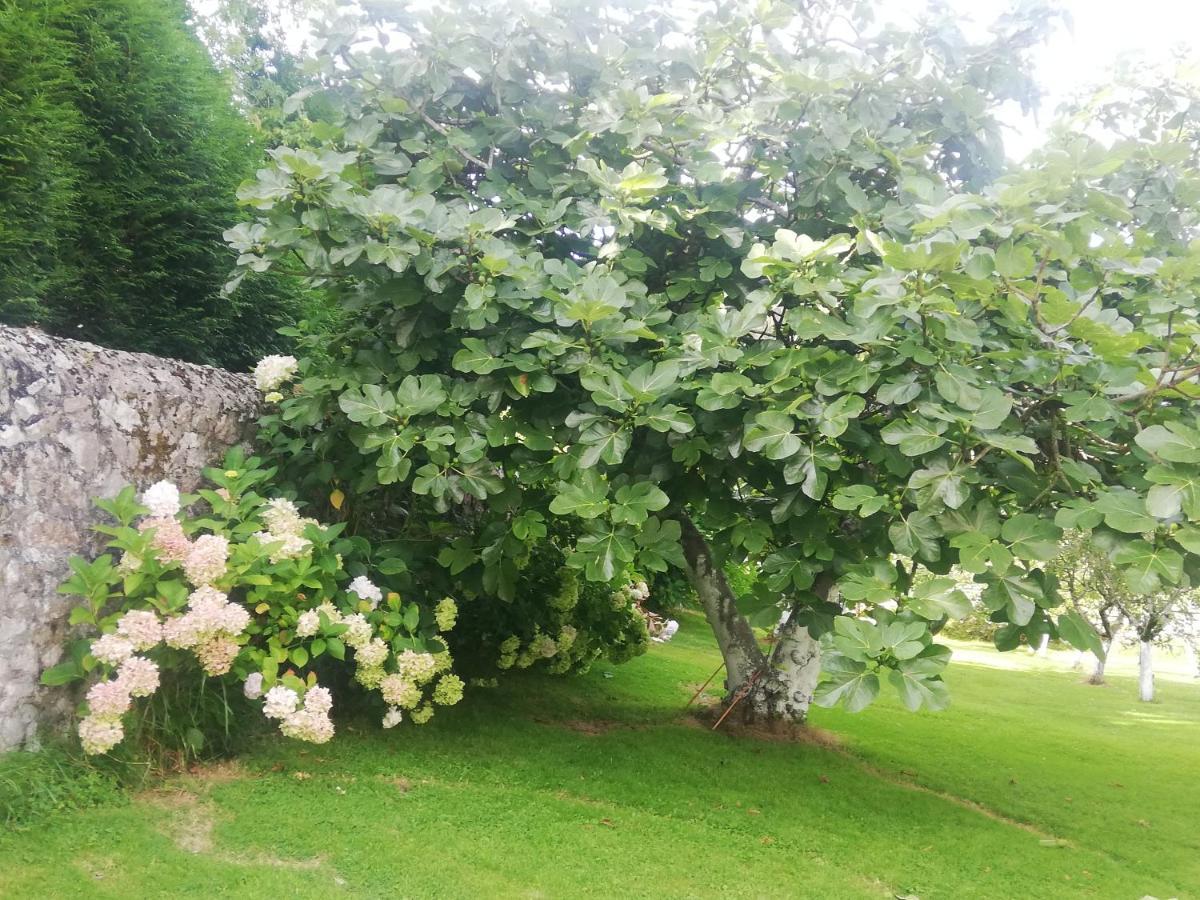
[677,515,767,690]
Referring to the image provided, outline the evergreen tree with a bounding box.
[0,0,304,368]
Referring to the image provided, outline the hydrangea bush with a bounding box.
[446,539,650,677]
[43,444,463,755]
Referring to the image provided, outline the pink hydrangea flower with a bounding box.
[116,610,162,651]
[116,656,160,697]
[140,516,191,564]
[86,679,131,717]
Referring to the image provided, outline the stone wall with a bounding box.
[0,326,259,750]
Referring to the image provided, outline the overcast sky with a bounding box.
[880,0,1200,157]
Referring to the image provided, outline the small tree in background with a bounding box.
[1052,533,1126,683]
[227,0,1200,722]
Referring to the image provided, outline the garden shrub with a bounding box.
[43,361,466,754]
[452,540,649,676]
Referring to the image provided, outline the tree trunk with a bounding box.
[759,614,821,722]
[678,517,767,695]
[677,516,821,723]
[1035,633,1050,657]
[1139,641,1155,702]
[1089,641,1109,684]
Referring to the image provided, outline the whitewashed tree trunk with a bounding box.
[1139,641,1155,702]
[1035,633,1050,657]
[1089,640,1110,685]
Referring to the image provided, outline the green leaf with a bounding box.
[611,482,669,525]
[578,422,631,467]
[326,638,346,661]
[881,418,949,456]
[1094,490,1158,534]
[831,617,885,661]
[934,366,984,411]
[1111,539,1183,594]
[817,394,866,438]
[887,669,951,711]
[625,361,680,399]
[338,384,395,426]
[906,577,972,620]
[637,404,695,434]
[549,472,609,519]
[744,411,801,460]
[981,571,1042,626]
[573,528,636,582]
[814,659,880,713]
[41,660,83,686]
[1134,423,1200,463]
[1000,514,1062,561]
[1056,611,1104,660]
[889,512,941,560]
[452,338,506,374]
[394,374,447,417]
[995,241,1036,278]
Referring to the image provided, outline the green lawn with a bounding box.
[1,613,1196,899]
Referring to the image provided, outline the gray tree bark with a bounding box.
[677,516,823,723]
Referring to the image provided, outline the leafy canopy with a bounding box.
[231,0,1200,711]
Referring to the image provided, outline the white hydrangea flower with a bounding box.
[243,672,264,700]
[279,707,334,743]
[79,715,124,755]
[261,498,305,536]
[303,685,333,715]
[253,355,299,392]
[86,679,132,717]
[394,649,438,686]
[380,674,421,709]
[341,613,373,650]
[183,534,230,586]
[348,576,383,609]
[262,685,300,720]
[356,637,389,668]
[141,480,180,518]
[296,610,320,637]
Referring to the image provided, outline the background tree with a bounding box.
[1052,533,1126,683]
[188,0,331,144]
[227,0,1200,722]
[0,0,305,368]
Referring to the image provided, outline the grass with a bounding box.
[1,613,1197,899]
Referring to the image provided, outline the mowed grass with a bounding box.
[1,614,1197,899]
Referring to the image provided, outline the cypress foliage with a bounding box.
[0,0,303,369]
